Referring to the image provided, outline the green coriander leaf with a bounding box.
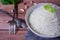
[44,4,51,10]
[49,7,56,13]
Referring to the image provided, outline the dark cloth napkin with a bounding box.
[25,29,60,40]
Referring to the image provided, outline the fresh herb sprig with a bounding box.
[44,4,56,13]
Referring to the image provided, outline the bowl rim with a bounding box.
[25,3,60,38]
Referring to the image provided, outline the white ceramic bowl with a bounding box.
[25,3,60,38]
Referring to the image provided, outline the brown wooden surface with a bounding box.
[0,0,60,29]
[0,31,27,40]
[0,0,60,40]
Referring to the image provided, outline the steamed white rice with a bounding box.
[29,3,60,37]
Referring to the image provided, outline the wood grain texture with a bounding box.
[0,0,60,40]
[0,31,27,40]
[0,0,60,29]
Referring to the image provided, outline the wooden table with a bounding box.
[0,0,60,40]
